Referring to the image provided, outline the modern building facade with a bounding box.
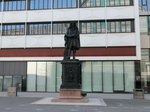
[0,0,140,93]
[139,0,150,93]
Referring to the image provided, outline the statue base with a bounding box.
[60,59,81,89]
[51,89,88,103]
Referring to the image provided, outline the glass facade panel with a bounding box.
[2,24,25,36]
[47,62,56,92]
[27,62,36,91]
[82,62,92,92]
[103,61,113,92]
[81,21,106,34]
[80,0,106,7]
[107,0,133,6]
[148,16,150,35]
[29,0,52,10]
[4,0,26,11]
[54,0,77,8]
[0,76,3,91]
[28,23,51,35]
[3,76,12,91]
[13,76,22,92]
[139,0,150,11]
[107,20,134,33]
[37,62,46,92]
[114,62,124,91]
[124,61,135,92]
[56,62,62,92]
[92,61,102,92]
[0,1,1,11]
[53,23,70,34]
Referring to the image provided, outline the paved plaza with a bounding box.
[0,92,150,112]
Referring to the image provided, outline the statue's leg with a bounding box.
[73,49,76,59]
[64,48,70,59]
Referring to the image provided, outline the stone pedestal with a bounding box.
[52,89,88,103]
[52,59,88,103]
[133,89,144,99]
[7,87,17,96]
[60,59,81,89]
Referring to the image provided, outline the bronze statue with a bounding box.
[64,22,80,60]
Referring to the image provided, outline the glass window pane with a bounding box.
[30,0,34,9]
[114,61,124,91]
[126,21,131,32]
[47,62,56,92]
[82,62,92,92]
[37,62,46,92]
[121,21,126,32]
[103,61,113,92]
[92,61,102,92]
[107,22,111,33]
[101,22,106,33]
[3,76,12,91]
[87,23,91,33]
[116,21,121,32]
[100,0,105,6]
[111,22,116,32]
[81,23,87,33]
[27,62,36,91]
[124,61,135,92]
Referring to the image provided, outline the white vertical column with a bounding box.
[0,0,4,49]
[134,0,141,60]
[25,0,28,48]
[51,0,53,48]
[104,0,108,48]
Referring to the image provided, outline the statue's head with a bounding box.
[70,22,77,28]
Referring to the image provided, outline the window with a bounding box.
[80,0,105,7]
[0,0,2,11]
[107,20,134,33]
[53,22,70,34]
[148,16,150,35]
[107,0,133,6]
[80,21,106,34]
[3,0,26,11]
[54,0,78,8]
[29,0,52,10]
[2,24,25,36]
[27,23,51,35]
[139,0,150,11]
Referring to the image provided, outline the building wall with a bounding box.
[0,0,141,61]
[0,0,140,93]
[139,0,150,92]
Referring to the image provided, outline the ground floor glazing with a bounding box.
[0,61,136,93]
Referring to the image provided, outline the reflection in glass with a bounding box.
[3,76,12,91]
[13,76,22,92]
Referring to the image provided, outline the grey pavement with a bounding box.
[0,92,150,112]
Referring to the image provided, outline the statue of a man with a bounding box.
[64,22,80,60]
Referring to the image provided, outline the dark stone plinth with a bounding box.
[60,59,81,89]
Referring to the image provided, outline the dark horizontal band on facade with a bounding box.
[0,47,136,57]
